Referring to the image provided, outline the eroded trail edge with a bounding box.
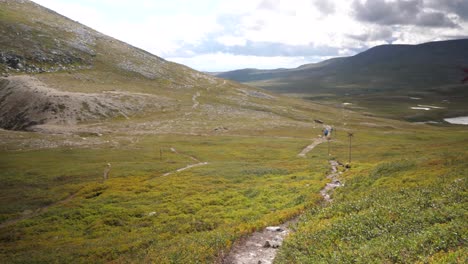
[224,160,343,264]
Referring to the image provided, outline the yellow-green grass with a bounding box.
[0,133,330,263]
[276,126,468,263]
[0,99,467,263]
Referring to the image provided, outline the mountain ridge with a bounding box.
[215,39,468,93]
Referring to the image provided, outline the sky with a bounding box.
[32,0,468,72]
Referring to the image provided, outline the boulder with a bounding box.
[266,226,283,232]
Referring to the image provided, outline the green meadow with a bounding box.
[0,132,330,263]
[277,125,468,263]
[1,118,467,263]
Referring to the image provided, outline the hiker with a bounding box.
[323,128,329,137]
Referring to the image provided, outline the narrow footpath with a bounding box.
[224,143,342,264]
[297,137,326,157]
[2,147,209,228]
[161,147,209,177]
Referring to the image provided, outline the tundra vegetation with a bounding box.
[1,117,466,263]
[0,1,466,263]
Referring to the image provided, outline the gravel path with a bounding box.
[297,137,326,157]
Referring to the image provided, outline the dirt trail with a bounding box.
[297,137,326,157]
[224,160,342,264]
[2,146,210,227]
[160,147,209,177]
[162,162,209,177]
[170,147,199,162]
[192,92,201,109]
[0,192,78,229]
[223,221,297,264]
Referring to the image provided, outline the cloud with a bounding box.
[427,0,468,20]
[167,52,330,71]
[179,40,342,58]
[257,0,279,11]
[216,35,248,46]
[312,0,336,14]
[352,0,458,28]
[348,27,394,42]
[32,0,468,71]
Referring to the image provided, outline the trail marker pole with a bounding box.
[347,132,354,163]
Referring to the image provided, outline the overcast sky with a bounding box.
[32,0,468,72]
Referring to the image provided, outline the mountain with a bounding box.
[215,39,468,94]
[0,0,331,133]
[215,39,468,121]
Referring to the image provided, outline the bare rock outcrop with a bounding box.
[0,76,174,130]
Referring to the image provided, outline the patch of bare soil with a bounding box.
[0,76,173,130]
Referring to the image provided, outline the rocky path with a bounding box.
[297,137,326,157]
[223,222,296,264]
[224,158,343,264]
[320,160,342,202]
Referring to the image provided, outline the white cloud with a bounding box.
[167,52,329,71]
[33,0,104,27]
[31,0,468,71]
[216,35,248,46]
[103,14,222,56]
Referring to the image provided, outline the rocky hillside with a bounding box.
[0,76,175,130]
[0,0,333,133]
[0,0,213,83]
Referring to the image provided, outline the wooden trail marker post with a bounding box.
[347,132,354,163]
[103,163,111,182]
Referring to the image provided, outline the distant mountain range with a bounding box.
[214,39,468,96]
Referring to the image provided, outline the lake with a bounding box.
[444,116,468,125]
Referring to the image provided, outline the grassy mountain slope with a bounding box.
[0,1,466,263]
[216,39,468,122]
[1,0,335,134]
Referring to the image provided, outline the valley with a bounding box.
[215,39,468,123]
[0,0,466,263]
